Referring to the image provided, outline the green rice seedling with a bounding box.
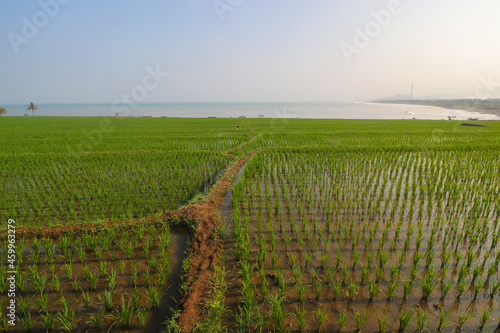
[254,306,265,333]
[415,308,428,333]
[348,279,358,301]
[115,296,135,328]
[87,310,104,329]
[375,266,384,283]
[305,252,313,269]
[473,277,486,299]
[294,305,308,332]
[472,265,482,282]
[40,312,55,331]
[57,305,76,331]
[30,239,41,264]
[0,313,8,331]
[368,279,379,301]
[18,295,29,315]
[50,275,61,293]
[137,307,148,328]
[296,282,307,303]
[478,305,492,330]
[489,278,500,297]
[314,280,323,301]
[143,268,153,287]
[20,312,32,332]
[122,242,133,259]
[48,262,56,276]
[338,309,347,331]
[63,261,73,280]
[32,272,47,295]
[320,250,328,269]
[366,251,375,268]
[455,311,472,331]
[354,309,367,332]
[398,308,414,332]
[70,278,80,292]
[360,264,369,284]
[119,260,126,274]
[326,265,336,285]
[352,250,360,270]
[107,269,118,290]
[412,252,423,270]
[149,256,158,272]
[82,289,93,311]
[37,291,49,313]
[0,266,7,293]
[332,280,342,300]
[131,287,141,309]
[390,262,401,283]
[131,262,140,286]
[424,251,434,268]
[440,280,453,300]
[268,294,285,332]
[100,289,114,312]
[16,271,27,294]
[88,271,99,290]
[99,261,108,276]
[379,249,390,268]
[94,246,103,261]
[421,268,438,301]
[261,276,269,298]
[378,311,389,333]
[402,278,412,300]
[457,264,468,284]
[436,308,451,333]
[387,280,399,300]
[341,265,349,285]
[316,306,327,332]
[81,264,91,279]
[148,286,161,310]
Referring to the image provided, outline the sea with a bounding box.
[2,102,499,121]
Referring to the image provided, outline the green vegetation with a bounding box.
[224,118,500,331]
[2,117,500,331]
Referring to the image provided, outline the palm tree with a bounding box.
[26,102,39,116]
[0,106,6,116]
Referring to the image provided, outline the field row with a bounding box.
[0,221,187,332]
[0,152,230,227]
[225,150,500,332]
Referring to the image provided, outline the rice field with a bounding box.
[225,142,500,331]
[2,117,500,332]
[0,219,188,332]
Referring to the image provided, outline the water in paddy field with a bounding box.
[2,102,499,120]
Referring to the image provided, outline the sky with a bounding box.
[1,0,500,104]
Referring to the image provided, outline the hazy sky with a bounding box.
[1,0,500,104]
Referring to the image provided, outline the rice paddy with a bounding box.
[1,117,500,332]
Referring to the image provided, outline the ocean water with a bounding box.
[2,102,499,120]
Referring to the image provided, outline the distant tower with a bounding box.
[409,83,414,99]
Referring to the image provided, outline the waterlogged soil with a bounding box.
[0,229,189,333]
[223,155,500,332]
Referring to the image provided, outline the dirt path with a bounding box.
[169,149,260,330]
[8,134,263,332]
